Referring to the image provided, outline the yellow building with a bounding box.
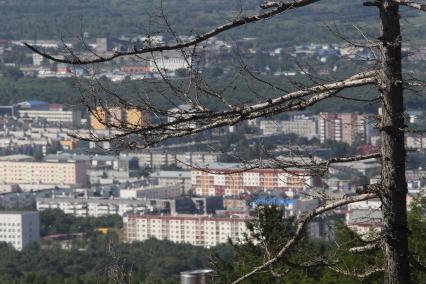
[126,107,149,129]
[91,107,149,130]
[91,107,108,130]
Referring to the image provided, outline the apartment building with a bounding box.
[191,163,320,197]
[282,115,318,139]
[0,211,40,250]
[150,171,192,192]
[150,51,191,73]
[19,109,82,126]
[259,120,282,136]
[123,214,248,247]
[129,151,220,169]
[0,160,88,185]
[91,106,149,130]
[260,116,318,139]
[36,196,146,217]
[319,112,371,145]
[120,185,183,199]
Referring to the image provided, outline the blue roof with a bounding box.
[18,100,49,107]
[26,100,48,105]
[252,197,296,207]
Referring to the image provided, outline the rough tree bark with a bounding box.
[378,1,410,283]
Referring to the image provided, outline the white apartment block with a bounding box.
[0,161,88,186]
[120,185,182,199]
[260,116,318,139]
[0,211,40,250]
[282,116,318,139]
[129,151,219,169]
[36,196,146,217]
[124,214,249,247]
[150,171,192,192]
[260,120,282,136]
[150,52,191,72]
[19,109,82,126]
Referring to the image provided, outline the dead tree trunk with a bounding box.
[379,1,410,283]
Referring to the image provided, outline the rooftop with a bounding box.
[0,154,34,161]
[151,171,191,178]
[0,211,39,215]
[45,153,136,162]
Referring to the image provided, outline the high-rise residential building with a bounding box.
[91,107,149,130]
[191,163,321,197]
[0,211,40,250]
[319,112,371,145]
[123,214,249,247]
[0,160,88,185]
[19,109,82,126]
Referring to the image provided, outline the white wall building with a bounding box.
[120,185,182,199]
[0,211,40,250]
[129,151,220,169]
[36,196,146,217]
[150,171,192,192]
[19,109,82,126]
[0,161,88,186]
[260,116,318,139]
[124,214,249,247]
[150,52,191,73]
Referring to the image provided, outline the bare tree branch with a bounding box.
[349,242,381,253]
[395,0,426,11]
[71,70,377,146]
[326,266,384,279]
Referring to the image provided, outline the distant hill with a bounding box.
[0,0,425,47]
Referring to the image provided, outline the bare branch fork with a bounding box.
[231,193,378,283]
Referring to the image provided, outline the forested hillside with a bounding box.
[0,0,424,46]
